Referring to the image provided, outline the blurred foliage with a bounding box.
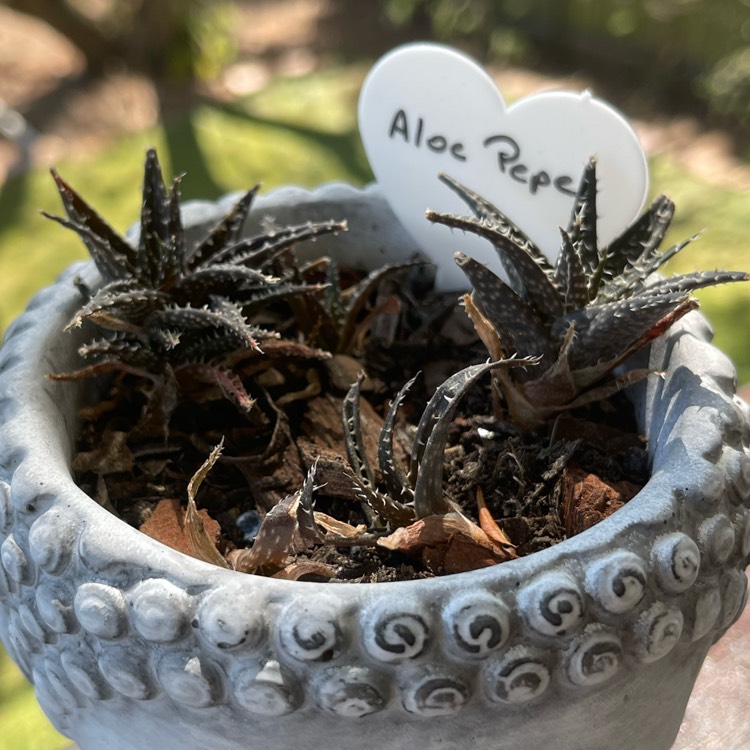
[4,0,238,80]
[381,0,750,130]
[701,47,750,135]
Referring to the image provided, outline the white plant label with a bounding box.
[358,43,649,289]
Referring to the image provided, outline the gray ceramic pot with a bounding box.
[0,184,748,750]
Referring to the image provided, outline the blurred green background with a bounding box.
[0,1,749,747]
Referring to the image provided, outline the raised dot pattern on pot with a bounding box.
[277,596,345,663]
[128,578,192,643]
[361,603,431,663]
[233,660,302,716]
[564,625,623,687]
[313,666,389,717]
[441,591,511,659]
[483,645,551,704]
[401,665,471,716]
[518,571,585,638]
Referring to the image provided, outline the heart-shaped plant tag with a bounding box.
[358,43,649,289]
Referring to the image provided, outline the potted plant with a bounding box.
[0,148,748,750]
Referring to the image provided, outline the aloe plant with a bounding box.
[424,158,748,430]
[46,148,346,409]
[345,158,748,525]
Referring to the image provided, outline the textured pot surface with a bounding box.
[0,184,748,750]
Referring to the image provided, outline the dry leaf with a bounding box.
[377,512,515,574]
[229,494,300,573]
[312,511,367,538]
[476,486,517,556]
[463,293,504,361]
[140,498,223,560]
[185,440,229,568]
[272,561,338,581]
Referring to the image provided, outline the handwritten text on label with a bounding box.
[358,43,649,289]
[388,109,576,198]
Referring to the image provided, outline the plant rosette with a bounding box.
[0,181,749,750]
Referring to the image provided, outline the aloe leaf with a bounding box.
[427,209,563,321]
[48,168,138,277]
[378,372,419,503]
[602,194,674,278]
[138,149,171,286]
[438,172,553,276]
[554,229,589,310]
[208,219,348,269]
[342,374,376,490]
[412,358,537,517]
[455,253,555,363]
[296,461,324,543]
[187,185,260,269]
[565,157,599,277]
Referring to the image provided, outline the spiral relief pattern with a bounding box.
[0,480,12,535]
[198,587,266,652]
[634,602,684,663]
[362,604,431,663]
[61,644,111,701]
[519,572,585,637]
[28,509,79,576]
[35,580,76,634]
[44,655,80,711]
[98,646,153,700]
[687,585,721,641]
[698,514,736,566]
[719,569,748,630]
[277,596,344,662]
[74,582,128,640]
[652,533,700,593]
[313,666,389,717]
[158,653,219,708]
[18,602,46,644]
[585,552,647,614]
[483,646,551,704]
[401,666,471,716]
[565,626,622,687]
[128,578,192,643]
[233,660,302,716]
[442,591,510,658]
[1,534,33,586]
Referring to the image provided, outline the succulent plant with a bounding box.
[46,148,346,408]
[342,158,748,525]
[425,157,749,429]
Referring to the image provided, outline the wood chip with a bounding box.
[562,464,640,537]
